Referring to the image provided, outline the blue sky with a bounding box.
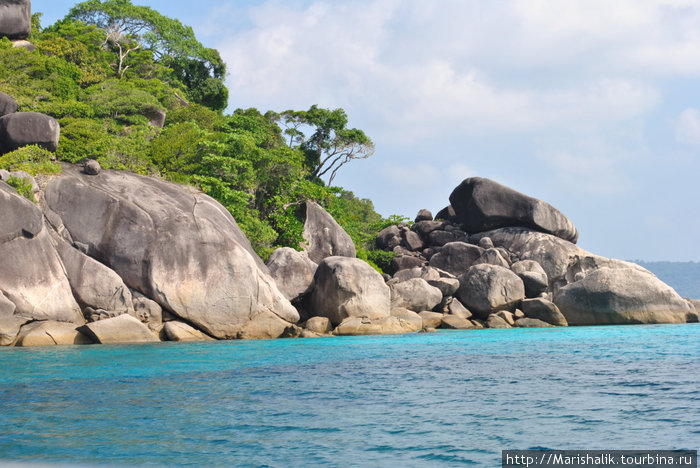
[34,0,700,261]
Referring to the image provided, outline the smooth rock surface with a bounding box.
[554,268,693,325]
[515,317,554,328]
[418,311,444,329]
[0,291,15,317]
[0,91,17,117]
[449,177,578,242]
[304,316,332,335]
[440,315,474,329]
[0,315,28,346]
[298,201,355,263]
[511,260,549,297]
[390,308,423,332]
[310,256,390,326]
[521,298,568,326]
[428,242,483,276]
[15,321,92,347]
[333,316,415,336]
[0,112,60,153]
[130,291,162,331]
[486,314,512,328]
[45,165,296,339]
[55,238,133,316]
[266,247,317,301]
[0,0,31,40]
[163,321,214,342]
[470,227,586,282]
[78,314,158,344]
[457,264,525,318]
[0,183,83,323]
[390,278,443,312]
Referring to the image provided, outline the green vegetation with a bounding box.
[6,176,35,202]
[0,2,398,268]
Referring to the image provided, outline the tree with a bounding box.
[278,105,374,185]
[66,0,227,109]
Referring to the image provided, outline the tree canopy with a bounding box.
[279,105,374,185]
[0,8,400,271]
[66,0,227,109]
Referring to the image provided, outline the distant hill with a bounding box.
[633,261,700,299]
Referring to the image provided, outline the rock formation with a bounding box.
[44,165,297,339]
[0,0,31,40]
[298,201,356,263]
[0,112,61,154]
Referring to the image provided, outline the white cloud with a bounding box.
[675,108,700,145]
[216,0,678,144]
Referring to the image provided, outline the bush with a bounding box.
[0,145,61,175]
[6,176,35,202]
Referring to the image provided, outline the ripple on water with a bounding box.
[0,324,699,466]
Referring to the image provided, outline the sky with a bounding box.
[33,0,700,261]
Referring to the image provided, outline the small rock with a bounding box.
[515,318,554,328]
[402,230,424,251]
[440,315,474,329]
[478,237,494,249]
[304,316,332,334]
[390,278,443,312]
[78,314,159,344]
[390,308,423,332]
[418,311,444,329]
[414,209,433,223]
[521,298,568,326]
[447,298,472,318]
[163,321,214,342]
[495,310,515,326]
[486,314,512,329]
[82,159,101,175]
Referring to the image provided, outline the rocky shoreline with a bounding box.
[0,158,697,347]
[0,2,696,346]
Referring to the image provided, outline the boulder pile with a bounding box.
[0,164,697,346]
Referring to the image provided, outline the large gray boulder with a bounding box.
[450,177,578,243]
[457,264,525,318]
[45,165,297,339]
[0,112,60,154]
[54,238,134,316]
[521,298,568,326]
[0,0,31,40]
[511,260,549,297]
[428,242,483,276]
[470,227,586,282]
[309,256,390,326]
[553,268,694,325]
[265,247,317,301]
[298,201,355,263]
[0,91,17,117]
[78,314,159,344]
[0,182,83,323]
[389,278,443,312]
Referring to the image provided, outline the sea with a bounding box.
[1,324,699,467]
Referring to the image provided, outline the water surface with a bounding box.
[1,325,699,466]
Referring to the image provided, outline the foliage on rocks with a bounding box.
[0,5,396,269]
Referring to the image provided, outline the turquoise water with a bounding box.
[1,325,699,467]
